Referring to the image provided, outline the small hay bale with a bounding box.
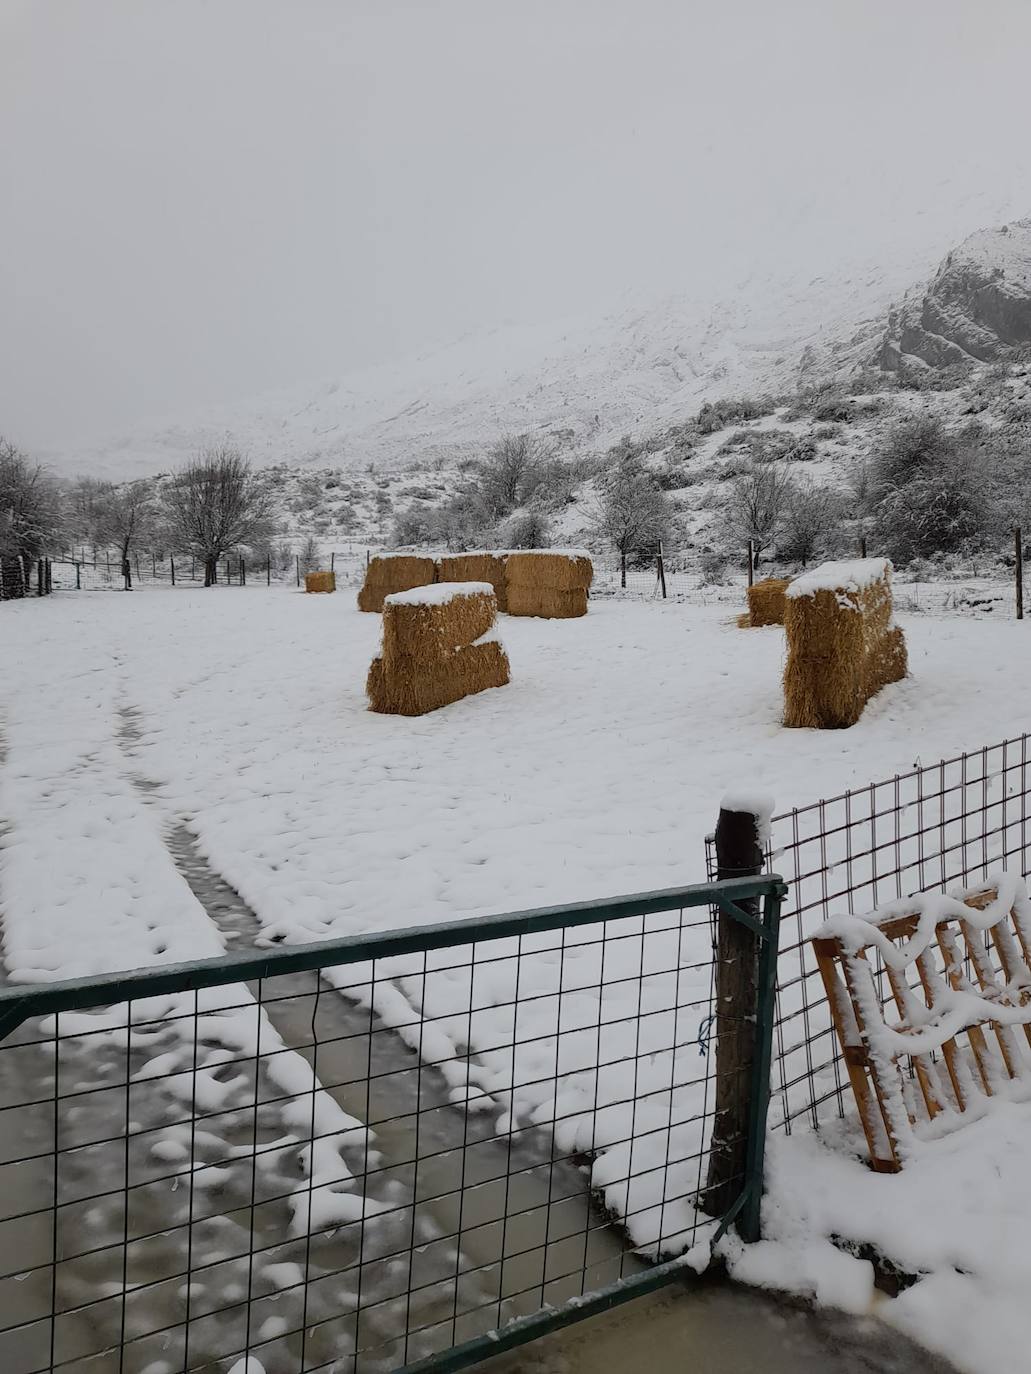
[357,554,437,613]
[736,611,752,629]
[783,559,907,729]
[305,570,336,593]
[504,550,593,618]
[438,552,509,612]
[367,582,509,716]
[746,576,790,627]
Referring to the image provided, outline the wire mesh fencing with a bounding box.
[719,734,1031,1138]
[0,877,784,1374]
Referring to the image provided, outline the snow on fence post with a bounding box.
[1017,528,1024,619]
[705,792,773,1221]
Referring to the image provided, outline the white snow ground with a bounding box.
[4,586,1031,1371]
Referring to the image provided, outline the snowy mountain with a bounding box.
[43,207,1031,486]
[44,255,932,483]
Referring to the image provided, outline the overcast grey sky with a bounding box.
[3,0,1031,449]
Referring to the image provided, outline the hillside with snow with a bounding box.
[43,246,951,483]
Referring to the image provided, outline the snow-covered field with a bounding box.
[4,585,1031,1372]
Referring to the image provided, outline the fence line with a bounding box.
[706,733,1031,1137]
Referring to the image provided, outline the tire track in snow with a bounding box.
[115,705,633,1369]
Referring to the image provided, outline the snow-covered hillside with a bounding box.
[42,249,944,483]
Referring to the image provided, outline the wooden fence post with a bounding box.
[240,557,246,586]
[75,561,81,590]
[331,551,336,573]
[171,557,176,586]
[295,556,300,587]
[1017,528,1024,622]
[657,543,667,599]
[705,798,766,1218]
[860,535,868,559]
[45,558,52,593]
[267,553,271,586]
[747,540,755,587]
[37,560,44,596]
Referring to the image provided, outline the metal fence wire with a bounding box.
[707,733,1031,1139]
[0,877,783,1374]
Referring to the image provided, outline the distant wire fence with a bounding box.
[706,732,1031,1140]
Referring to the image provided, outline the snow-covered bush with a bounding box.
[877,463,987,564]
[696,395,773,434]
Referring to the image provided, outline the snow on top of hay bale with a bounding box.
[372,550,440,562]
[787,558,892,599]
[386,581,494,607]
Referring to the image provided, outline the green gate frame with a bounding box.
[0,873,786,1373]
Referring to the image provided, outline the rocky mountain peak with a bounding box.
[879,218,1031,370]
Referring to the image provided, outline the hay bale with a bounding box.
[381,582,496,664]
[736,611,752,629]
[305,570,336,593]
[504,550,593,618]
[783,559,907,729]
[506,585,589,618]
[368,582,510,716]
[357,554,437,613]
[437,552,509,612]
[746,576,790,627]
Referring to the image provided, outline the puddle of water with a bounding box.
[479,1282,955,1374]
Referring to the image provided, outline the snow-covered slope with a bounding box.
[45,255,931,482]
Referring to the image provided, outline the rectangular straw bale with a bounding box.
[437,552,508,612]
[504,550,592,616]
[505,550,594,592]
[304,570,336,593]
[357,554,437,612]
[783,559,906,729]
[506,585,588,619]
[368,582,509,715]
[381,584,496,666]
[368,640,509,716]
[745,576,790,627]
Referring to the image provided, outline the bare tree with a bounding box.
[0,437,63,566]
[592,455,671,587]
[94,481,156,587]
[722,462,795,564]
[298,534,321,574]
[163,447,274,586]
[779,478,842,566]
[478,434,549,519]
[65,476,109,549]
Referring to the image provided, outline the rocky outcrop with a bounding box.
[879,219,1031,370]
